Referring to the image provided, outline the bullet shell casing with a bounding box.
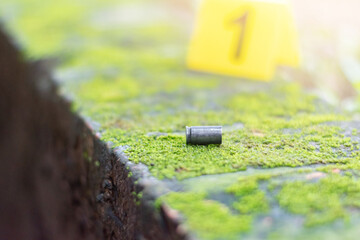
[186,126,222,145]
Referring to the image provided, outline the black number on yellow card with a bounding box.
[233,12,249,59]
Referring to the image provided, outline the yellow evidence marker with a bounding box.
[187,0,300,81]
[276,2,300,67]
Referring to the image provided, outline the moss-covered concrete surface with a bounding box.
[2,0,360,239]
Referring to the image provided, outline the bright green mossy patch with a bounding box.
[277,174,360,227]
[316,158,360,173]
[102,123,354,179]
[159,192,252,240]
[75,76,346,132]
[227,179,268,214]
[232,191,268,214]
[160,170,360,239]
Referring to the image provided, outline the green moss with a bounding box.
[227,176,269,214]
[227,178,259,196]
[317,158,360,173]
[352,129,357,136]
[78,77,141,103]
[226,84,315,117]
[160,170,360,238]
[277,174,360,227]
[233,191,268,214]
[101,124,354,179]
[159,192,252,240]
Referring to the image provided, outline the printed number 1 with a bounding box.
[233,12,249,59]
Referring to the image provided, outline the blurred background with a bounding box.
[1,0,360,108]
